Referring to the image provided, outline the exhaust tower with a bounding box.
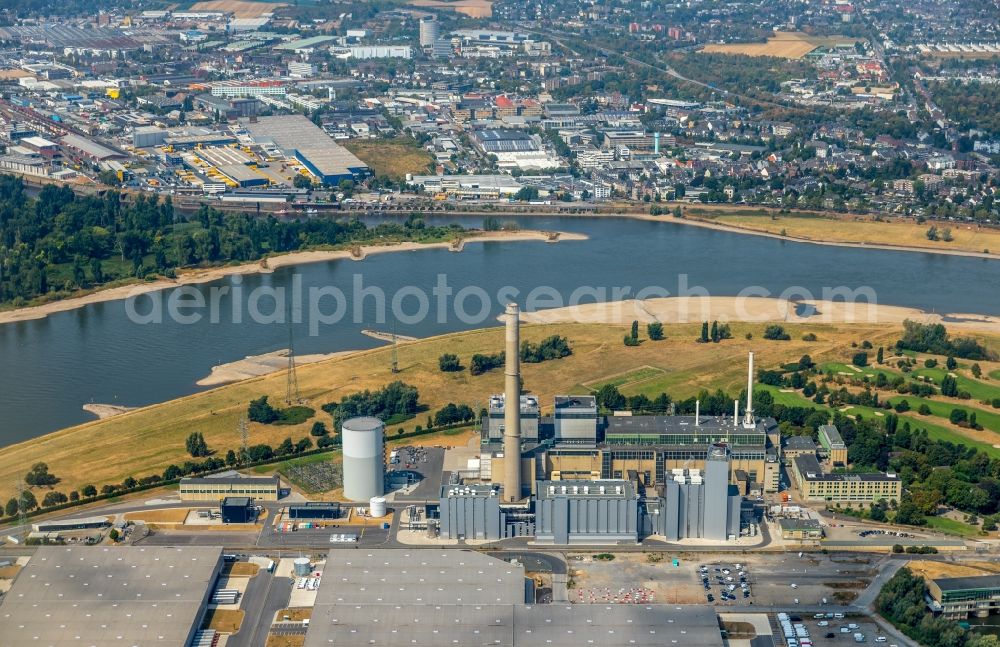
[502,303,522,502]
[742,351,756,428]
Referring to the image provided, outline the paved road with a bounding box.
[226,572,291,647]
[487,551,567,574]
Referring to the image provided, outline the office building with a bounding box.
[419,16,439,48]
[928,575,1000,619]
[791,454,901,503]
[818,424,848,465]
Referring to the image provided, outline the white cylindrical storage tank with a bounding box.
[293,557,311,577]
[341,416,385,502]
[369,496,387,518]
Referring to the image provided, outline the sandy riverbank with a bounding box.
[517,296,1000,335]
[0,229,585,326]
[82,403,138,420]
[196,348,359,387]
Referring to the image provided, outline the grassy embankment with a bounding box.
[0,320,909,502]
[685,208,1000,256]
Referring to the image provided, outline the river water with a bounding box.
[1,215,997,443]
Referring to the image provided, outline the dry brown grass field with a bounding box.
[0,321,907,502]
[343,139,434,180]
[688,209,1000,255]
[189,0,284,18]
[907,560,1000,580]
[202,609,245,633]
[702,31,852,59]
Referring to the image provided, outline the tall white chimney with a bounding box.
[695,399,700,426]
[733,400,738,428]
[502,303,521,502]
[742,351,755,428]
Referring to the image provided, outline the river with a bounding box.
[1,215,998,443]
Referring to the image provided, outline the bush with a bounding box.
[323,381,419,419]
[918,403,932,415]
[924,358,938,368]
[521,335,572,363]
[647,322,664,341]
[248,396,278,424]
[802,332,817,342]
[434,403,475,426]
[623,335,641,347]
[310,421,328,437]
[897,320,994,360]
[469,352,504,376]
[274,406,315,426]
[438,353,463,372]
[852,352,868,367]
[185,432,209,457]
[763,325,790,341]
[949,408,968,425]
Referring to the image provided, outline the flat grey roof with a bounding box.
[317,551,525,606]
[241,115,367,179]
[605,415,772,436]
[933,575,1000,592]
[819,424,845,448]
[180,474,279,485]
[60,133,122,159]
[304,550,723,647]
[0,546,221,646]
[784,435,817,450]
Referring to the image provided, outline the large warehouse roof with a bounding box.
[241,115,368,182]
[0,546,222,647]
[304,549,724,647]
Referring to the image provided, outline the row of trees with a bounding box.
[321,381,419,425]
[2,434,319,520]
[0,176,466,306]
[461,336,575,375]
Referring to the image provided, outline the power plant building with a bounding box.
[483,393,540,442]
[534,479,639,544]
[341,416,386,502]
[553,395,598,443]
[439,483,507,540]
[653,445,744,541]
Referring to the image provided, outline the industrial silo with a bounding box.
[341,416,385,502]
[369,496,387,518]
[293,557,311,577]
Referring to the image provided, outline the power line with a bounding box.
[285,309,300,405]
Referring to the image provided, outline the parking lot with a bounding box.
[700,561,755,606]
[777,613,894,647]
[389,445,445,502]
[568,552,876,609]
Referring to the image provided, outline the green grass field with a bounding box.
[911,366,1000,402]
[922,515,983,538]
[759,385,1000,458]
[886,395,1000,434]
[821,362,899,381]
